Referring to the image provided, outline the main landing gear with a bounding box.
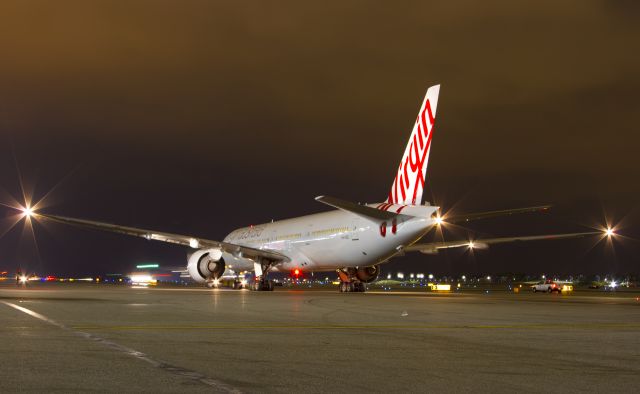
[252,278,275,291]
[339,281,366,293]
[251,259,275,291]
[337,268,368,293]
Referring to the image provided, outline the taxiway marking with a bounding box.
[1,301,242,393]
[69,322,640,331]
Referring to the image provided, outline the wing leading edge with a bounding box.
[37,213,290,263]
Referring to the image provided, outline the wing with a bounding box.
[443,205,552,224]
[405,231,599,254]
[37,213,290,263]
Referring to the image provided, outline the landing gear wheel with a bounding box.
[339,281,366,293]
[263,280,274,291]
[252,279,275,291]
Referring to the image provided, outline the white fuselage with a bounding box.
[220,203,438,274]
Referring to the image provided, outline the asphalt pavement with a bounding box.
[1,283,639,393]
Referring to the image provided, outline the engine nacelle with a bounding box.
[355,265,380,283]
[187,248,225,283]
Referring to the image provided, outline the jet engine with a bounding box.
[187,249,225,283]
[355,265,380,283]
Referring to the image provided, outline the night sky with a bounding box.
[1,1,638,277]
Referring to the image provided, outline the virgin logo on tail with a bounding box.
[387,85,440,205]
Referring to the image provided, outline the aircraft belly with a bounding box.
[302,238,366,268]
[302,232,406,270]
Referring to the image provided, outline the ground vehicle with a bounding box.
[531,280,571,293]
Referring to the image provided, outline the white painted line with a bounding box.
[1,301,241,393]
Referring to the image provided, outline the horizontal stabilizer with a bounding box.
[315,196,411,222]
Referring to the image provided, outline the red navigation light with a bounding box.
[294,269,300,276]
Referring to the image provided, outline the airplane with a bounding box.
[20,84,610,292]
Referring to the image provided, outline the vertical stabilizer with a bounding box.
[387,84,440,205]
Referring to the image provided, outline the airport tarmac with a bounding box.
[1,283,639,393]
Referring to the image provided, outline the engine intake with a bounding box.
[355,265,380,283]
[187,249,225,283]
